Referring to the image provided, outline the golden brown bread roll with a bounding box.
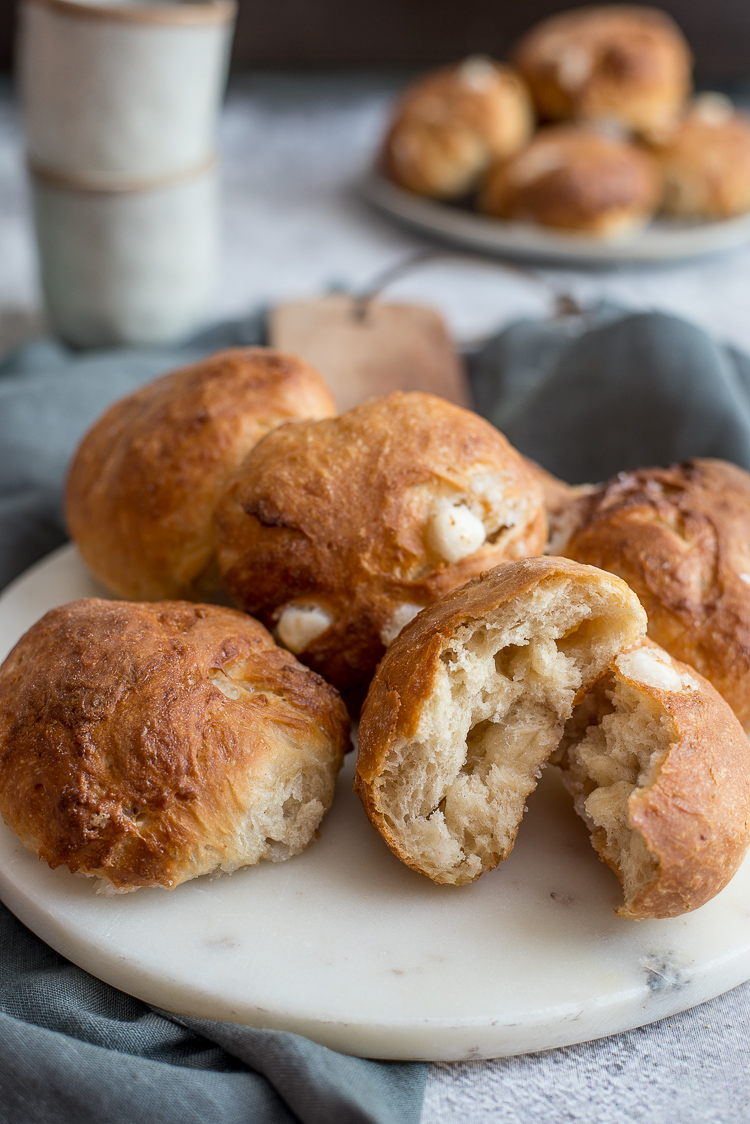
[65,348,336,601]
[557,638,750,919]
[513,5,692,136]
[355,556,646,885]
[383,56,534,198]
[650,96,750,218]
[559,458,750,731]
[0,599,349,892]
[214,392,547,709]
[479,124,660,236]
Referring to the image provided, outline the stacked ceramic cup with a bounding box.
[18,0,237,347]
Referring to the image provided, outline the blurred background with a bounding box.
[2,0,750,354]
[0,0,749,77]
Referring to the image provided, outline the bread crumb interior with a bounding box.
[563,675,672,905]
[202,668,339,873]
[376,579,633,884]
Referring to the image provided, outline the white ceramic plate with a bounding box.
[362,172,750,266]
[2,544,750,1060]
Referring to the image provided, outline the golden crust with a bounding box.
[562,638,750,919]
[0,599,349,891]
[383,57,534,198]
[214,392,547,709]
[479,125,660,235]
[355,557,646,879]
[561,458,750,731]
[650,103,750,218]
[65,348,336,601]
[513,5,692,135]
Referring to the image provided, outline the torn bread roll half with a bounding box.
[66,348,336,601]
[214,391,547,709]
[0,599,349,892]
[557,638,750,919]
[355,556,646,885]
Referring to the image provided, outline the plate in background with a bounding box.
[362,172,750,267]
[1,545,750,1060]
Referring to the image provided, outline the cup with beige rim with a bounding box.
[18,0,237,347]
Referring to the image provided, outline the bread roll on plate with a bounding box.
[513,5,692,136]
[651,95,750,218]
[559,458,750,731]
[479,125,660,237]
[557,638,750,918]
[383,56,534,198]
[214,392,547,708]
[355,557,646,885]
[0,599,349,892]
[66,348,335,601]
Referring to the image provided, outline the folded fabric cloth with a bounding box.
[469,302,750,482]
[2,302,750,1123]
[0,898,426,1124]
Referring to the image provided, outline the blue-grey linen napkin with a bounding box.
[2,303,750,1123]
[469,303,750,482]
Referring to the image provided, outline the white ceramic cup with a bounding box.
[32,160,219,347]
[19,0,236,187]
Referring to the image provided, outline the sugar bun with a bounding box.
[355,557,646,885]
[214,392,547,709]
[558,638,750,918]
[513,5,692,136]
[383,56,534,198]
[66,348,336,601]
[0,599,349,892]
[479,124,660,236]
[650,97,750,218]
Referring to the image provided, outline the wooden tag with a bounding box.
[268,294,470,413]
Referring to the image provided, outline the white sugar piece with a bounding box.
[616,646,699,694]
[428,502,486,564]
[380,603,424,648]
[276,604,332,654]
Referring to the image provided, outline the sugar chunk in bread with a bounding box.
[355,557,646,885]
[276,604,333,654]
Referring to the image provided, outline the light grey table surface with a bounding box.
[1,73,750,1123]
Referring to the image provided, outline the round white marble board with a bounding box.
[1,545,750,1061]
[361,171,750,266]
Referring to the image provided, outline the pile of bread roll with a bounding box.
[382,4,750,235]
[1,344,750,921]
